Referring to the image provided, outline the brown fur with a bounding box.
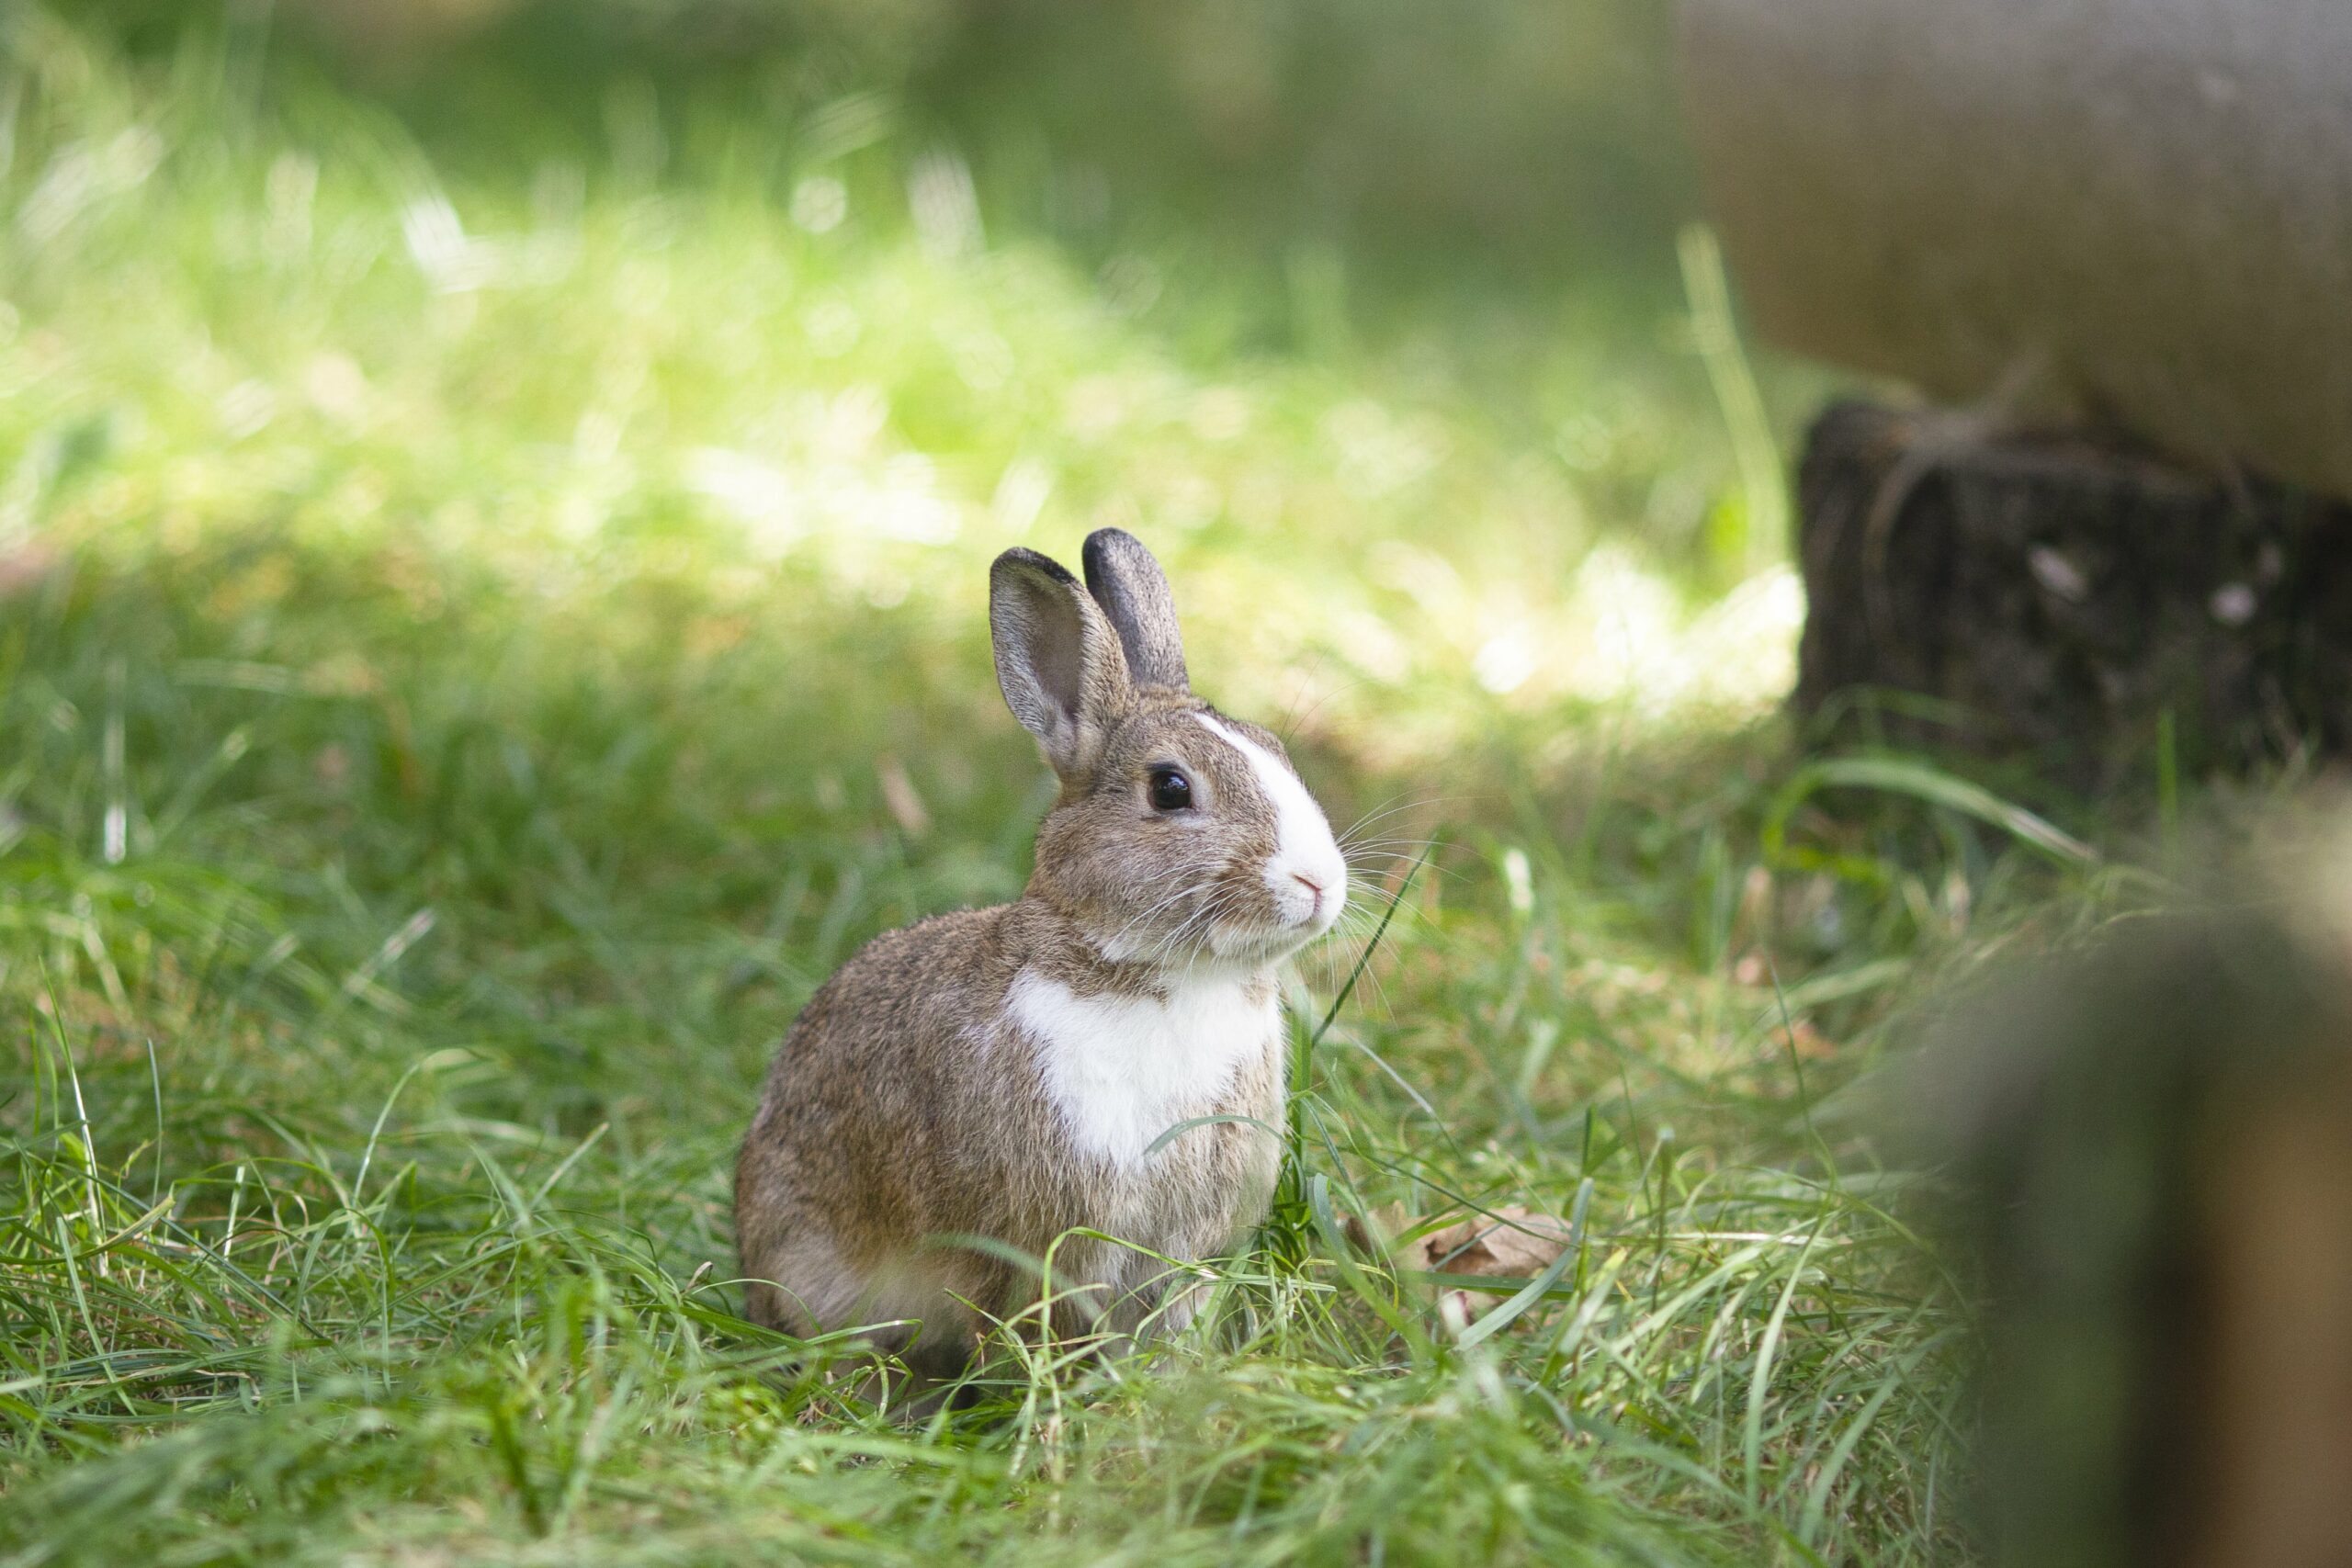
[733,533,1333,1375]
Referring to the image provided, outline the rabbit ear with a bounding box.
[990,547,1133,780]
[1081,528,1190,693]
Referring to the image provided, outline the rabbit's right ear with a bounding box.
[990,547,1133,781]
[1081,528,1189,693]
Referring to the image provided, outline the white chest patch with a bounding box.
[1007,968,1279,1169]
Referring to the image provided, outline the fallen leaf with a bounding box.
[1418,1205,1575,1278]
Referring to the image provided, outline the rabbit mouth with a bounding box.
[1089,914,1319,971]
[1203,912,1333,966]
[1088,870,1345,969]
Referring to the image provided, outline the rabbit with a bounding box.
[734,528,1349,1382]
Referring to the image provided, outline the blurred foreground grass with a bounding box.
[0,8,2133,1563]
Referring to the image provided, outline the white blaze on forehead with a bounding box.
[1193,713,1348,932]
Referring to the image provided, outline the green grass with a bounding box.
[0,9,2138,1562]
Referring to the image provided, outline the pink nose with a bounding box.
[1291,872,1325,912]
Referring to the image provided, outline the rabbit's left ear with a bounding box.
[1082,528,1190,693]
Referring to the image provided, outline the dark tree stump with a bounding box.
[1792,400,2352,777]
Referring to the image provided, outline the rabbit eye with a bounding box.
[1147,766,1194,812]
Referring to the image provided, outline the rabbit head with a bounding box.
[990,529,1348,971]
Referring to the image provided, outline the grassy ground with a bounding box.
[0,10,2132,1563]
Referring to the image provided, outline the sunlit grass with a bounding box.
[0,10,2122,1564]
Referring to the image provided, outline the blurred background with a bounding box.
[9,3,2310,1564]
[9,0,1814,773]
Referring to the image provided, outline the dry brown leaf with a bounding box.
[1417,1205,1575,1279]
[1341,1201,1579,1327]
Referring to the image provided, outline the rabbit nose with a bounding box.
[1291,872,1325,912]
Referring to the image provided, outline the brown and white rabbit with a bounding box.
[734,529,1348,1378]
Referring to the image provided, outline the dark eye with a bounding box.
[1147,766,1193,812]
